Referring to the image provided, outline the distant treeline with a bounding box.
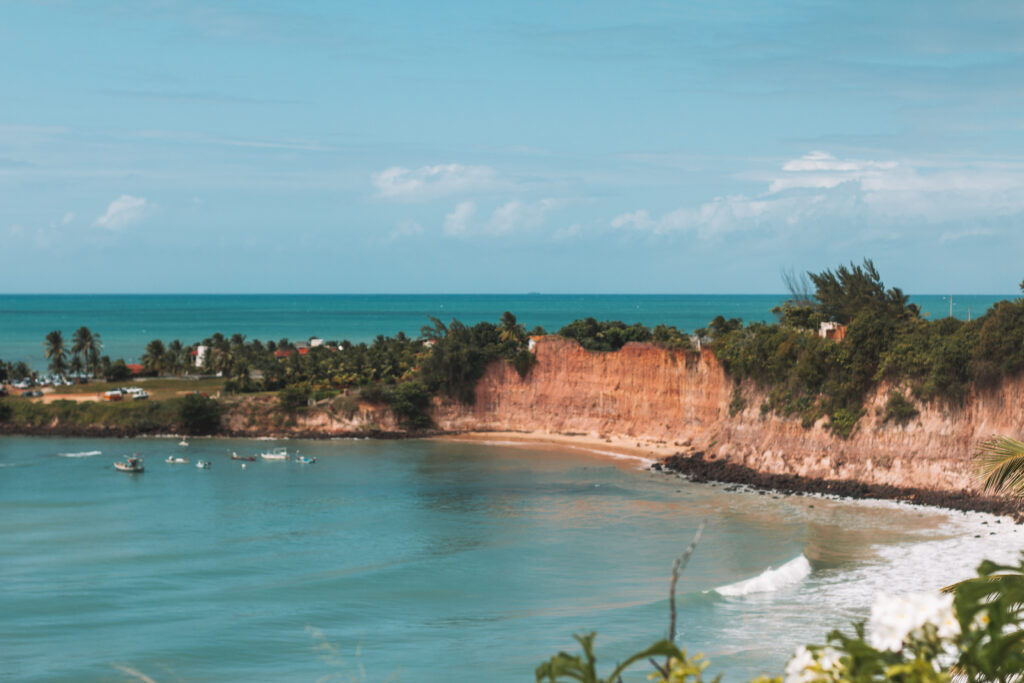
[4,259,1024,436]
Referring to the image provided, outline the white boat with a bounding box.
[260,447,289,461]
[114,455,144,473]
[165,455,189,464]
[196,460,211,469]
[297,455,316,464]
[178,438,189,447]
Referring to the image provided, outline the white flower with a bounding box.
[784,645,844,683]
[868,592,960,652]
[785,646,818,683]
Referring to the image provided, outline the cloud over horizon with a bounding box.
[93,195,149,230]
[611,152,1024,241]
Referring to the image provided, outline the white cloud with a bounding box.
[372,163,498,202]
[61,212,74,225]
[443,198,560,237]
[443,201,477,236]
[94,195,149,230]
[553,223,583,240]
[612,151,1024,241]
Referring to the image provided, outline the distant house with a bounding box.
[527,335,545,351]
[309,338,324,348]
[818,321,848,341]
[126,363,145,376]
[192,344,208,367]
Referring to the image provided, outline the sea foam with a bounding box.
[714,555,812,597]
[57,450,102,458]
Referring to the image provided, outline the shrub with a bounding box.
[828,407,863,439]
[178,393,222,435]
[278,383,312,412]
[883,392,919,426]
[104,359,132,382]
[384,380,433,429]
[0,399,11,423]
[511,349,537,378]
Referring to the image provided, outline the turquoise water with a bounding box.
[0,294,1010,369]
[2,436,1017,681]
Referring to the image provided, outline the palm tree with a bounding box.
[498,311,526,344]
[975,436,1024,495]
[71,326,102,379]
[141,339,167,375]
[43,330,68,377]
[167,340,184,376]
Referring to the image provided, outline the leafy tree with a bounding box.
[558,318,653,351]
[177,393,222,435]
[278,384,312,411]
[43,330,67,377]
[104,359,132,382]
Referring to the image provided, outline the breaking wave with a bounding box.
[714,554,812,597]
[58,450,102,458]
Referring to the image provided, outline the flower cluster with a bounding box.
[866,592,960,652]
[784,645,844,683]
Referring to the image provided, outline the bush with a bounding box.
[0,399,11,423]
[278,384,312,412]
[385,380,433,429]
[511,349,537,378]
[178,393,222,435]
[104,359,132,382]
[828,407,863,439]
[884,391,919,426]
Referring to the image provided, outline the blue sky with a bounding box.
[3,0,1024,294]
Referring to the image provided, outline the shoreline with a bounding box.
[6,422,1023,520]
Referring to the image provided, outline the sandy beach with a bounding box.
[430,430,684,465]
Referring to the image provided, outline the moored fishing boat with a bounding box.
[165,455,189,464]
[114,455,144,473]
[196,460,211,469]
[260,447,289,461]
[178,437,189,447]
[297,455,316,464]
[231,452,257,461]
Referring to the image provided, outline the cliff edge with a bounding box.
[433,336,1024,494]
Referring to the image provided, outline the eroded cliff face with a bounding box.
[433,336,1024,493]
[221,396,399,436]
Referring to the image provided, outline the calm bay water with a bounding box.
[0,293,1010,369]
[1,436,1019,681]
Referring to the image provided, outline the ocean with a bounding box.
[0,293,1011,370]
[1,436,1019,681]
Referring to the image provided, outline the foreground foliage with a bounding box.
[538,555,1024,683]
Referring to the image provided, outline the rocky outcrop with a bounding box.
[433,336,1024,495]
[220,395,400,437]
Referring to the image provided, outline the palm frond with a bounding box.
[975,436,1024,496]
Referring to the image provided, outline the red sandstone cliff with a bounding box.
[433,336,1024,493]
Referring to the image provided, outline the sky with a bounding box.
[2,0,1024,294]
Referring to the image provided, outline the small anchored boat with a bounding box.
[165,455,189,464]
[196,460,211,469]
[259,447,289,461]
[231,452,257,461]
[114,455,144,473]
[297,455,317,464]
[178,438,190,447]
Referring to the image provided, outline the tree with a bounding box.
[499,311,527,345]
[167,340,184,375]
[71,326,102,378]
[43,330,68,377]
[178,394,222,435]
[141,339,167,375]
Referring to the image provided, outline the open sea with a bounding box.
[0,293,1011,369]
[2,437,1021,681]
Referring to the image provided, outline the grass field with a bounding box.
[30,377,226,402]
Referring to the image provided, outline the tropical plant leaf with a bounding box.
[975,436,1024,495]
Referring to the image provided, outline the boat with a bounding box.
[297,455,317,464]
[114,455,144,473]
[230,452,257,461]
[178,438,189,447]
[165,455,189,464]
[196,460,211,469]
[260,447,289,461]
